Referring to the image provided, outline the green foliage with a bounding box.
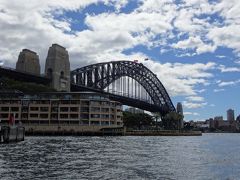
[0,77,55,93]
[123,111,154,129]
[162,111,183,130]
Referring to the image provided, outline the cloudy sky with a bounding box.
[0,0,239,121]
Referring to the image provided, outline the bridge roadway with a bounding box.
[0,66,50,85]
[71,84,163,113]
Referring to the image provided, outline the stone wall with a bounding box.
[45,44,70,91]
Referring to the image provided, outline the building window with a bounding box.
[101,121,109,125]
[40,107,49,112]
[81,107,89,113]
[0,113,9,118]
[1,107,9,111]
[70,114,78,119]
[90,114,100,118]
[101,101,109,106]
[80,114,89,119]
[71,100,79,104]
[91,107,100,112]
[90,101,101,106]
[30,107,39,111]
[81,101,89,106]
[101,108,109,113]
[51,107,58,112]
[40,114,48,119]
[60,114,68,119]
[91,121,100,125]
[30,114,38,118]
[101,114,109,119]
[70,107,78,112]
[11,107,19,112]
[60,107,68,112]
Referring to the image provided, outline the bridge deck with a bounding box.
[0,66,50,85]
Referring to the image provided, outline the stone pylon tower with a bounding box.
[45,44,70,91]
[16,49,40,75]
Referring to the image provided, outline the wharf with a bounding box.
[24,124,124,136]
[125,130,202,136]
[23,125,202,136]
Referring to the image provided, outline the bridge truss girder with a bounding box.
[71,61,175,114]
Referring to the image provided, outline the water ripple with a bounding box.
[1,134,240,179]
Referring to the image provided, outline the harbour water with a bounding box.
[0,133,240,179]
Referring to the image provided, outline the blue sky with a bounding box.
[0,0,239,121]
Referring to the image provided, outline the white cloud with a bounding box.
[184,112,200,116]
[186,96,204,102]
[172,36,216,54]
[216,55,226,59]
[217,80,240,87]
[183,101,207,109]
[218,65,240,73]
[234,60,240,65]
[196,89,206,93]
[213,89,225,92]
[143,60,215,96]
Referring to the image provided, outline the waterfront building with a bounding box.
[227,109,235,121]
[0,92,123,134]
[16,49,40,75]
[214,116,223,121]
[209,118,214,128]
[209,115,238,131]
[236,115,240,123]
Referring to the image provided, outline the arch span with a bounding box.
[71,61,175,114]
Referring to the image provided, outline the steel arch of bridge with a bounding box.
[71,61,175,114]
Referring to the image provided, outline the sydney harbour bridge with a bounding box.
[71,61,175,115]
[0,60,175,116]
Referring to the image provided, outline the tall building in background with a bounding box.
[176,102,183,129]
[16,49,40,75]
[45,44,70,92]
[176,102,183,116]
[227,109,235,121]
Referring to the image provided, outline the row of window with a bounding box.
[0,100,121,106]
[0,106,121,113]
[0,113,122,120]
[0,120,122,126]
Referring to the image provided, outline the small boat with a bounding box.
[0,125,25,143]
[0,114,25,143]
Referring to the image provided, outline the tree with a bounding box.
[0,77,56,93]
[123,111,154,130]
[162,111,183,130]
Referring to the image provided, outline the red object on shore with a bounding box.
[8,114,15,125]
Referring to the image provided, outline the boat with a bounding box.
[0,114,25,143]
[0,125,25,143]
